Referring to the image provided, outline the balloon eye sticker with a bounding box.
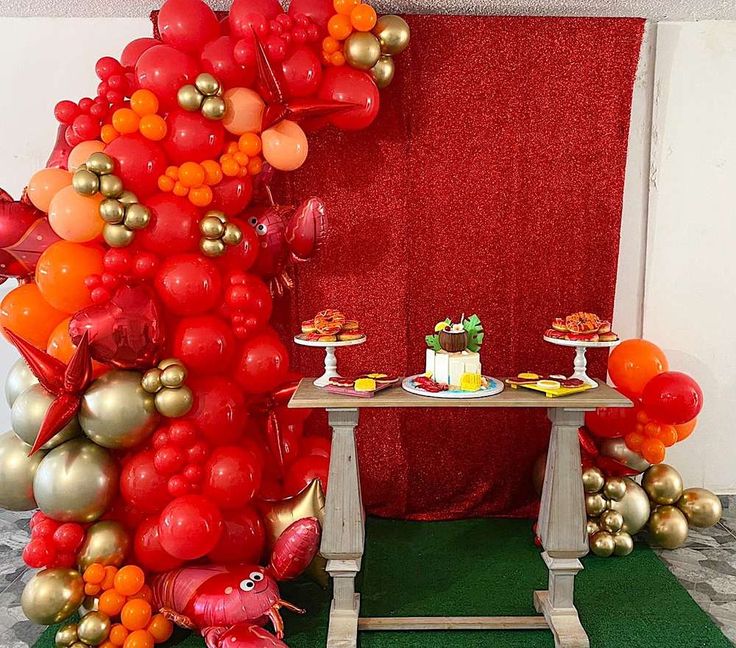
[250,571,263,582]
[239,579,255,591]
[255,223,268,235]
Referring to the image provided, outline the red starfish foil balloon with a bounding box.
[253,34,355,131]
[5,328,92,455]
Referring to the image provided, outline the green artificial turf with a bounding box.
[37,518,729,648]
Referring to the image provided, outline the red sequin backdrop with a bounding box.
[275,15,644,520]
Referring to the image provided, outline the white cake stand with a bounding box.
[293,335,367,387]
[543,336,620,388]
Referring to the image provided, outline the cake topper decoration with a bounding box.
[425,314,484,353]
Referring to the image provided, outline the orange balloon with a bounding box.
[674,417,697,441]
[607,339,669,398]
[179,162,205,188]
[35,241,103,313]
[68,140,106,171]
[130,584,153,603]
[123,630,154,648]
[262,119,309,171]
[333,0,359,16]
[130,89,160,117]
[113,108,141,135]
[83,563,106,585]
[147,614,173,642]
[222,87,265,135]
[624,431,645,452]
[139,114,167,141]
[99,589,126,616]
[121,599,152,631]
[114,565,145,596]
[328,13,353,40]
[27,168,72,212]
[102,124,120,144]
[640,437,666,464]
[101,565,119,590]
[109,624,129,646]
[0,283,66,349]
[188,185,213,207]
[46,318,75,361]
[656,425,678,447]
[201,159,223,185]
[350,4,377,31]
[48,185,104,242]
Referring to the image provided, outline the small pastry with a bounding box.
[598,331,618,342]
[544,329,566,339]
[301,319,317,333]
[560,378,585,387]
[518,372,540,380]
[337,332,364,341]
[460,373,482,391]
[598,320,612,334]
[565,312,602,334]
[537,379,561,390]
[317,335,337,342]
[314,309,346,334]
[354,378,376,392]
[566,332,599,342]
[551,318,567,332]
[329,377,355,387]
[342,320,360,331]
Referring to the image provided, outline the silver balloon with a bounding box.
[33,438,118,522]
[599,437,650,473]
[11,384,81,450]
[4,358,38,407]
[609,477,651,534]
[0,431,45,510]
[79,371,159,449]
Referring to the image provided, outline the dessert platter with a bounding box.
[505,372,592,398]
[402,314,504,398]
[543,312,620,388]
[326,373,401,398]
[294,309,366,387]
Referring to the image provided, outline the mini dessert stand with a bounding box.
[293,336,366,387]
[543,336,620,388]
[402,374,505,398]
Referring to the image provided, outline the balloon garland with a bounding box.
[0,0,409,645]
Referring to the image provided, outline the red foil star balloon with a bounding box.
[5,328,92,454]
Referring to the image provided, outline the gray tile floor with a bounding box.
[1,502,736,647]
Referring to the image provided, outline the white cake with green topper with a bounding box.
[424,314,485,390]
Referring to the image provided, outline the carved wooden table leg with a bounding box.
[534,408,590,648]
[322,408,364,648]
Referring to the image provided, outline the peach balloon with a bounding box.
[261,120,309,171]
[48,185,104,242]
[27,168,72,213]
[222,88,265,135]
[35,241,104,313]
[46,317,107,376]
[0,283,66,349]
[68,140,106,171]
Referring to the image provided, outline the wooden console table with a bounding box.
[288,379,632,648]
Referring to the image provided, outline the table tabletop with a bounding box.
[288,378,632,409]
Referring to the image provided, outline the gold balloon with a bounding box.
[123,204,151,230]
[77,521,130,570]
[200,239,226,257]
[222,222,243,246]
[154,386,194,418]
[80,595,100,614]
[178,84,204,111]
[585,493,608,517]
[677,488,722,528]
[141,368,163,393]
[5,357,38,407]
[33,438,118,523]
[370,55,395,89]
[344,32,382,71]
[649,505,689,549]
[21,568,84,625]
[609,477,651,534]
[582,467,605,494]
[55,623,79,647]
[103,223,135,248]
[603,476,627,502]
[72,169,99,196]
[86,152,114,176]
[77,611,111,645]
[589,531,615,557]
[599,509,624,534]
[11,383,81,450]
[0,431,44,510]
[196,73,221,95]
[202,95,227,120]
[98,174,124,199]
[613,531,634,556]
[70,643,88,648]
[373,14,410,55]
[158,358,183,370]
[80,370,159,448]
[598,437,651,473]
[160,364,187,388]
[643,464,684,505]
[118,190,138,206]
[99,199,125,224]
[200,215,226,239]
[259,479,328,587]
[587,519,601,536]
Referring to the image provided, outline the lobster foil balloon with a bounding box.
[153,518,320,647]
[247,195,326,296]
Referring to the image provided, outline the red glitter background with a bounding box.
[278,16,644,520]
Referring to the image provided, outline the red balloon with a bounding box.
[585,407,635,439]
[134,516,184,572]
[641,371,704,425]
[158,494,223,560]
[221,273,273,338]
[280,422,303,466]
[207,505,265,563]
[120,450,172,513]
[213,625,287,648]
[300,435,331,460]
[187,375,250,445]
[284,455,329,496]
[135,44,198,108]
[171,315,235,374]
[210,177,253,217]
[138,194,200,255]
[154,254,223,315]
[163,110,226,164]
[234,330,289,394]
[202,446,263,509]
[23,538,57,569]
[201,35,252,90]
[158,0,220,54]
[282,47,322,98]
[104,134,167,199]
[120,38,159,69]
[288,0,333,31]
[221,217,259,270]
[229,0,283,36]
[270,517,321,581]
[318,67,380,131]
[52,523,85,552]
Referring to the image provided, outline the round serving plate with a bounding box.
[401,374,504,399]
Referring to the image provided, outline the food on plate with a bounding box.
[545,312,618,342]
[424,314,486,391]
[297,309,365,342]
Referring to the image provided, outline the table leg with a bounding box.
[535,408,589,648]
[322,408,364,648]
